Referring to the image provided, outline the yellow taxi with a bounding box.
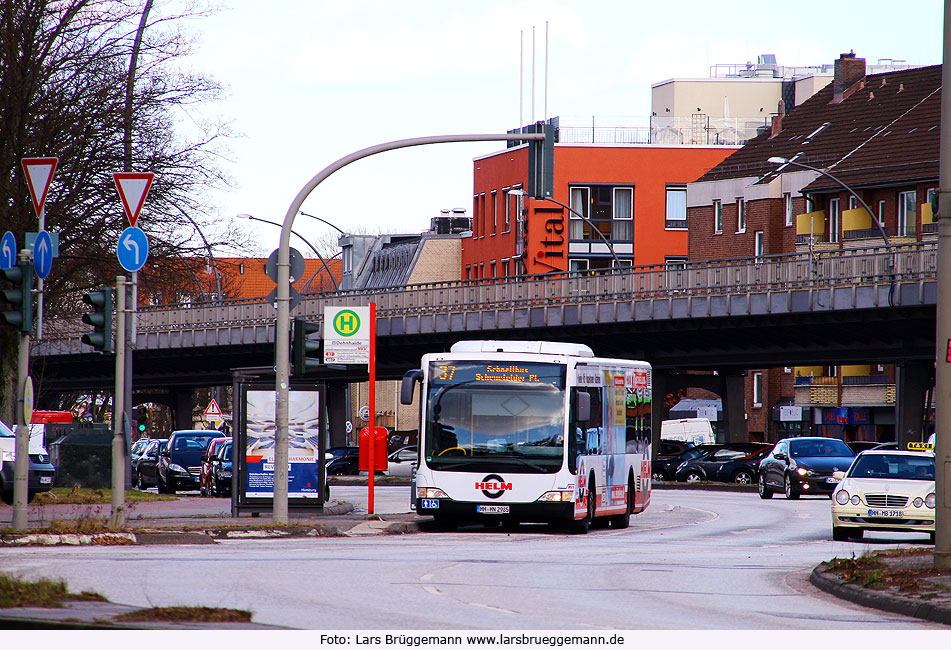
[831,449,935,543]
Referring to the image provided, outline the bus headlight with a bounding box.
[417,487,448,499]
[835,490,850,505]
[537,490,573,502]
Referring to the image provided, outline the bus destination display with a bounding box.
[429,361,564,388]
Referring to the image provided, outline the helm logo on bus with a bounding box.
[477,474,513,498]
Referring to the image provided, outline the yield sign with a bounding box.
[21,157,58,218]
[113,172,154,227]
[203,399,222,418]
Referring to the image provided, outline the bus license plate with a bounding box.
[868,509,902,518]
[420,499,439,509]
[477,505,509,514]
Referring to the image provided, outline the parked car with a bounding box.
[758,437,855,500]
[846,441,882,454]
[199,437,229,497]
[129,438,152,487]
[0,419,55,505]
[158,430,226,493]
[134,438,167,489]
[712,446,774,484]
[674,443,772,484]
[831,449,935,542]
[385,445,417,478]
[652,444,721,481]
[657,439,694,459]
[209,440,233,497]
[387,431,414,453]
[326,447,360,476]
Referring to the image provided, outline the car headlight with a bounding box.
[851,495,860,505]
[537,490,573,502]
[796,466,814,476]
[913,497,924,508]
[417,487,449,499]
[169,463,189,474]
[835,490,850,505]
[926,493,936,509]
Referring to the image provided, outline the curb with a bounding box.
[809,566,951,626]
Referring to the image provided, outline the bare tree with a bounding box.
[0,0,249,423]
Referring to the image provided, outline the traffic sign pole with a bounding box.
[11,249,32,531]
[110,276,127,529]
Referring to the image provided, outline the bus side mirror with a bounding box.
[575,391,591,423]
[401,369,422,405]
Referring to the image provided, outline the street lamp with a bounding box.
[299,211,347,235]
[509,189,624,270]
[765,156,889,246]
[236,214,339,291]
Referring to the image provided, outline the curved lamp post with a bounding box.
[509,189,623,270]
[299,210,347,235]
[236,214,339,291]
[766,156,889,246]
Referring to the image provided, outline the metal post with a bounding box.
[933,0,951,569]
[111,276,127,528]
[12,252,31,529]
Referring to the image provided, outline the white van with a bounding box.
[661,418,716,446]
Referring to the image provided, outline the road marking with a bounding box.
[423,585,443,596]
[420,573,434,581]
[469,602,517,614]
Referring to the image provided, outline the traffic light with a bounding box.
[132,406,149,434]
[292,317,321,375]
[81,287,114,353]
[527,118,555,200]
[1,262,33,334]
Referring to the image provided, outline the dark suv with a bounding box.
[158,430,226,494]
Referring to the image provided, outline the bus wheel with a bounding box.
[570,480,596,534]
[609,477,634,529]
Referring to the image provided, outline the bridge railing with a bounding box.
[38,242,938,347]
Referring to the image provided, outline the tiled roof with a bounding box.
[697,64,941,190]
[202,257,342,300]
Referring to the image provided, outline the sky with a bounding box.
[170,0,947,257]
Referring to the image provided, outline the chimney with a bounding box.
[770,115,783,138]
[832,51,865,104]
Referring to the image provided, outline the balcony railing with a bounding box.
[554,115,769,147]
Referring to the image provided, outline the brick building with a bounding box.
[686,53,939,443]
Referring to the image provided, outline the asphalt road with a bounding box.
[0,487,942,630]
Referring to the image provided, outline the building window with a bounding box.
[569,258,589,272]
[239,263,245,275]
[878,200,886,230]
[713,200,723,234]
[898,190,917,236]
[472,195,479,237]
[753,372,763,407]
[754,231,765,258]
[612,187,633,240]
[491,190,498,235]
[504,189,512,233]
[665,185,687,229]
[784,193,793,227]
[828,198,840,243]
[479,194,486,238]
[490,260,496,278]
[465,265,471,280]
[569,186,589,239]
[849,196,857,210]
[736,198,746,233]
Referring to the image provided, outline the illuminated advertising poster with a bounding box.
[245,390,321,499]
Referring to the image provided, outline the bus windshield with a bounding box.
[424,361,566,473]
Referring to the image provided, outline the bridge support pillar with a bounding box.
[171,389,194,430]
[895,361,932,448]
[650,372,668,466]
[721,371,747,444]
[326,382,350,447]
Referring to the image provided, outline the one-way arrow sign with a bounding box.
[113,172,154,228]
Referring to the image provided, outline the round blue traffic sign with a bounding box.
[33,230,53,279]
[0,231,16,270]
[117,226,149,272]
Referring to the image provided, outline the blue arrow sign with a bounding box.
[117,226,149,272]
[33,230,53,279]
[0,231,15,270]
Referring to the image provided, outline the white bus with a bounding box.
[400,340,652,533]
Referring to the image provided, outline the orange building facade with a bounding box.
[466,143,738,277]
